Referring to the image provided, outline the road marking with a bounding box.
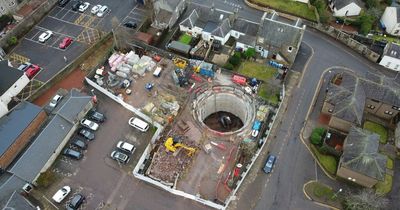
[46,15,85,29]
[42,195,59,209]
[35,25,78,40]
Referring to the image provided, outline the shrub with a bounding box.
[244,48,256,59]
[223,63,234,70]
[310,127,326,145]
[229,54,241,66]
[357,13,375,35]
[0,14,13,30]
[7,36,17,46]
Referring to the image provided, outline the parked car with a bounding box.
[67,194,85,210]
[117,141,136,154]
[71,139,87,150]
[251,120,262,138]
[87,109,105,122]
[49,94,63,108]
[91,4,102,14]
[128,117,149,132]
[123,21,137,29]
[78,2,90,12]
[96,5,108,17]
[80,118,99,131]
[52,186,71,203]
[38,30,53,42]
[17,62,31,71]
[58,0,70,7]
[59,37,73,49]
[78,128,95,140]
[71,0,82,11]
[25,64,41,79]
[111,151,129,163]
[263,155,276,174]
[63,148,82,160]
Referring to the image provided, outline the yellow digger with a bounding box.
[164,137,196,156]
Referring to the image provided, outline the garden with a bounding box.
[363,121,388,144]
[250,0,317,21]
[310,127,339,175]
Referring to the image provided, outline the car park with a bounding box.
[17,62,31,71]
[78,2,90,12]
[25,64,41,79]
[111,150,130,163]
[59,37,73,49]
[78,128,95,140]
[263,155,276,174]
[63,148,82,160]
[71,1,82,11]
[80,118,99,131]
[52,186,71,203]
[123,21,137,29]
[128,117,149,132]
[91,4,102,15]
[67,194,85,210]
[96,5,108,17]
[87,109,105,122]
[58,0,70,7]
[71,139,87,150]
[117,141,136,154]
[38,30,53,43]
[49,94,63,108]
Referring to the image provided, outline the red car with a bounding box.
[25,64,41,79]
[59,37,73,49]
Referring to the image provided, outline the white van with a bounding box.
[153,67,162,77]
[128,117,149,132]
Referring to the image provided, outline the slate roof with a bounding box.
[341,127,387,181]
[232,18,259,36]
[258,12,304,49]
[3,191,36,209]
[55,89,92,124]
[0,101,42,157]
[237,34,257,46]
[211,18,231,38]
[0,173,27,208]
[333,0,363,10]
[9,115,73,183]
[383,42,400,59]
[180,9,199,29]
[0,60,23,96]
[326,73,365,125]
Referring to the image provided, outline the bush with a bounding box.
[312,0,329,23]
[244,48,256,59]
[224,63,234,70]
[365,0,378,9]
[310,127,326,145]
[0,14,13,30]
[229,54,241,66]
[357,13,375,35]
[7,36,17,46]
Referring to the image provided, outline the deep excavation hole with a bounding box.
[203,111,244,132]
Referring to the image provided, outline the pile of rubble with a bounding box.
[142,93,180,125]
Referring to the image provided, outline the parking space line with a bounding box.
[35,26,78,40]
[74,13,86,25]
[23,37,66,51]
[42,195,59,210]
[47,16,85,30]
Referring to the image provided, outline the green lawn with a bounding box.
[310,182,335,199]
[373,35,400,45]
[179,33,192,45]
[311,144,338,175]
[258,83,280,105]
[375,174,393,195]
[252,0,317,21]
[386,157,394,170]
[363,121,388,144]
[238,61,278,81]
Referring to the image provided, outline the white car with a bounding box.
[80,118,99,131]
[38,30,53,43]
[96,5,108,17]
[91,4,102,15]
[52,186,71,203]
[78,2,90,12]
[49,94,63,108]
[117,141,136,154]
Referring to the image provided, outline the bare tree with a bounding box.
[344,189,389,210]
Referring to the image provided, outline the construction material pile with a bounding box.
[256,105,270,121]
[142,93,180,125]
[108,51,156,78]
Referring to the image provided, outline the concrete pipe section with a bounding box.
[192,85,256,136]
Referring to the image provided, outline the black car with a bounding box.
[58,0,70,7]
[71,139,87,150]
[63,148,82,160]
[67,194,85,210]
[78,128,95,141]
[123,21,137,29]
[71,1,82,11]
[87,110,105,123]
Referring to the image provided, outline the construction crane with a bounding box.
[164,137,196,156]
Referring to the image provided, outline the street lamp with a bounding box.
[332,188,343,199]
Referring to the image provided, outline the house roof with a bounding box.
[232,18,259,36]
[55,89,92,124]
[9,115,73,183]
[333,0,363,10]
[383,42,400,59]
[155,0,182,12]
[0,173,27,208]
[341,127,387,181]
[0,60,24,96]
[237,34,257,46]
[180,5,232,33]
[326,73,365,125]
[180,9,199,29]
[3,191,36,209]
[258,11,304,50]
[0,101,42,157]
[211,18,231,38]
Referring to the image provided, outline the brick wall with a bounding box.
[0,110,47,169]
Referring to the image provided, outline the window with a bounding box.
[367,104,375,109]
[384,110,393,115]
[371,99,380,103]
[395,30,400,34]
[386,62,391,67]
[288,46,293,52]
[393,106,400,111]
[328,109,333,113]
